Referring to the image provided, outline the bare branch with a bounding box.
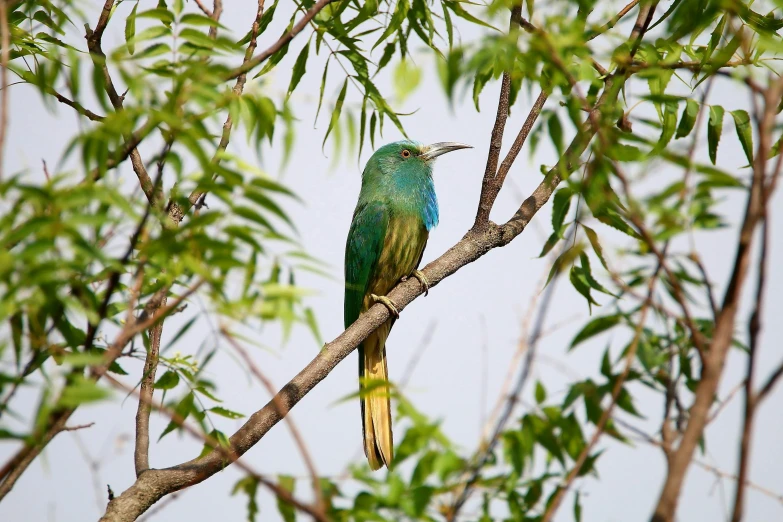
[62,423,95,432]
[731,189,770,522]
[47,87,105,121]
[473,4,524,227]
[193,0,213,17]
[0,0,10,181]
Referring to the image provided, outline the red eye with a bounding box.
[401,149,411,158]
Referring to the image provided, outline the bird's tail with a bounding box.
[359,324,394,470]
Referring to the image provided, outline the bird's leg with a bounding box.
[401,270,429,296]
[370,294,400,318]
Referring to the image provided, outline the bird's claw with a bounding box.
[409,270,429,296]
[370,294,400,318]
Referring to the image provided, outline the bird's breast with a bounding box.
[365,214,428,303]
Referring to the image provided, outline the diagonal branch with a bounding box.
[224,0,334,82]
[105,374,327,522]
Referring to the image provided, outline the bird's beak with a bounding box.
[419,142,472,161]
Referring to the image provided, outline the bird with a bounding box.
[344,140,472,470]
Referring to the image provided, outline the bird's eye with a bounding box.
[401,149,411,158]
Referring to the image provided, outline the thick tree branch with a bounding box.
[105,374,326,522]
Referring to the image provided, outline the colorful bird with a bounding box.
[344,140,471,470]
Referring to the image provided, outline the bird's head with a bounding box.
[364,140,472,180]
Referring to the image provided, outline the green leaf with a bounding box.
[394,59,421,102]
[180,13,222,27]
[655,101,678,151]
[675,99,699,139]
[548,113,564,155]
[323,78,348,148]
[276,475,296,522]
[287,41,310,99]
[159,393,195,440]
[538,231,560,258]
[445,1,498,31]
[551,187,572,237]
[570,265,599,312]
[155,370,180,390]
[315,58,330,124]
[209,406,245,419]
[582,225,608,269]
[59,377,110,407]
[708,105,724,165]
[125,2,138,55]
[730,109,753,164]
[232,477,260,522]
[570,314,622,349]
[374,0,409,49]
[535,381,547,404]
[579,253,615,297]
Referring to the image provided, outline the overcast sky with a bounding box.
[1,2,782,521]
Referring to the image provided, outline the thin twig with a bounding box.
[193,0,213,17]
[540,249,664,522]
[730,205,769,522]
[0,0,10,181]
[448,226,569,520]
[184,0,265,217]
[224,0,334,81]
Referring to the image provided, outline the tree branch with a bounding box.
[85,0,156,205]
[185,0,266,216]
[473,3,522,227]
[223,0,334,82]
[541,248,664,522]
[0,0,10,182]
[650,63,783,522]
[104,374,326,522]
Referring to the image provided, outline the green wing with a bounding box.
[344,201,389,329]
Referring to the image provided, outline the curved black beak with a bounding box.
[419,142,472,161]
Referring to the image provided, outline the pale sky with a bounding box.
[1,2,782,522]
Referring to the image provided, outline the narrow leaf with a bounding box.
[730,109,753,164]
[323,78,348,148]
[708,105,724,165]
[570,315,622,349]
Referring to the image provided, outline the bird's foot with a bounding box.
[370,294,400,318]
[402,270,429,296]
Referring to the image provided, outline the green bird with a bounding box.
[344,140,471,470]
